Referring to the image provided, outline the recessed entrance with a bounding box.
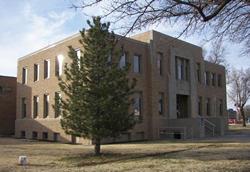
[176,94,189,118]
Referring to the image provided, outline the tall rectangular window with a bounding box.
[22,67,28,84]
[119,53,127,69]
[219,99,223,116]
[175,57,189,81]
[33,96,39,118]
[133,92,142,121]
[218,74,222,87]
[198,96,202,116]
[205,71,210,86]
[159,92,164,115]
[55,55,64,76]
[206,98,211,116]
[54,92,62,118]
[196,63,201,83]
[44,60,50,79]
[21,97,26,118]
[211,73,216,86]
[133,55,141,73]
[76,49,81,59]
[43,94,49,118]
[157,53,163,75]
[34,64,39,82]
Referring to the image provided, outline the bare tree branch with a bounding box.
[72,0,250,54]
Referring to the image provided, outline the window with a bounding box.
[21,131,26,138]
[42,132,48,140]
[157,53,163,75]
[34,64,39,81]
[133,55,141,73]
[53,133,60,142]
[43,94,49,118]
[55,55,64,76]
[75,49,82,67]
[218,74,222,87]
[205,71,210,86]
[44,60,50,79]
[196,63,201,83]
[32,131,38,139]
[33,96,39,118]
[21,97,26,118]
[119,53,127,69]
[159,92,164,115]
[211,73,216,86]
[175,57,189,81]
[54,92,62,118]
[133,93,142,121]
[76,49,81,59]
[0,86,3,95]
[198,96,202,116]
[206,98,211,116]
[219,99,223,116]
[22,67,28,84]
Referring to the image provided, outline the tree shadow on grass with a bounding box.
[60,143,250,168]
[60,145,216,167]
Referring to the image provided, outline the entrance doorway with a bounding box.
[176,94,189,118]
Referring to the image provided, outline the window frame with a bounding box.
[54,92,62,118]
[44,60,50,79]
[34,64,39,82]
[133,92,143,122]
[43,94,49,118]
[159,92,164,115]
[133,54,141,73]
[22,67,28,84]
[119,52,128,69]
[206,98,211,116]
[21,97,26,118]
[157,52,163,75]
[196,63,201,83]
[33,96,39,118]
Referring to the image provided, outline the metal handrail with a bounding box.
[204,119,215,136]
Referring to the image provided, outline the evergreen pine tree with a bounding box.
[58,17,136,155]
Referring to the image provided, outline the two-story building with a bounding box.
[15,30,227,143]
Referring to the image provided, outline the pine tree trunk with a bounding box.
[240,107,246,127]
[94,138,101,156]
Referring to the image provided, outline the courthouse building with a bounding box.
[16,30,227,143]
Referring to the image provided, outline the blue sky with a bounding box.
[0,0,249,107]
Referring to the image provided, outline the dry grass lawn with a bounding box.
[0,124,250,172]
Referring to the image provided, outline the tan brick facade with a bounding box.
[16,30,227,143]
[0,76,16,135]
